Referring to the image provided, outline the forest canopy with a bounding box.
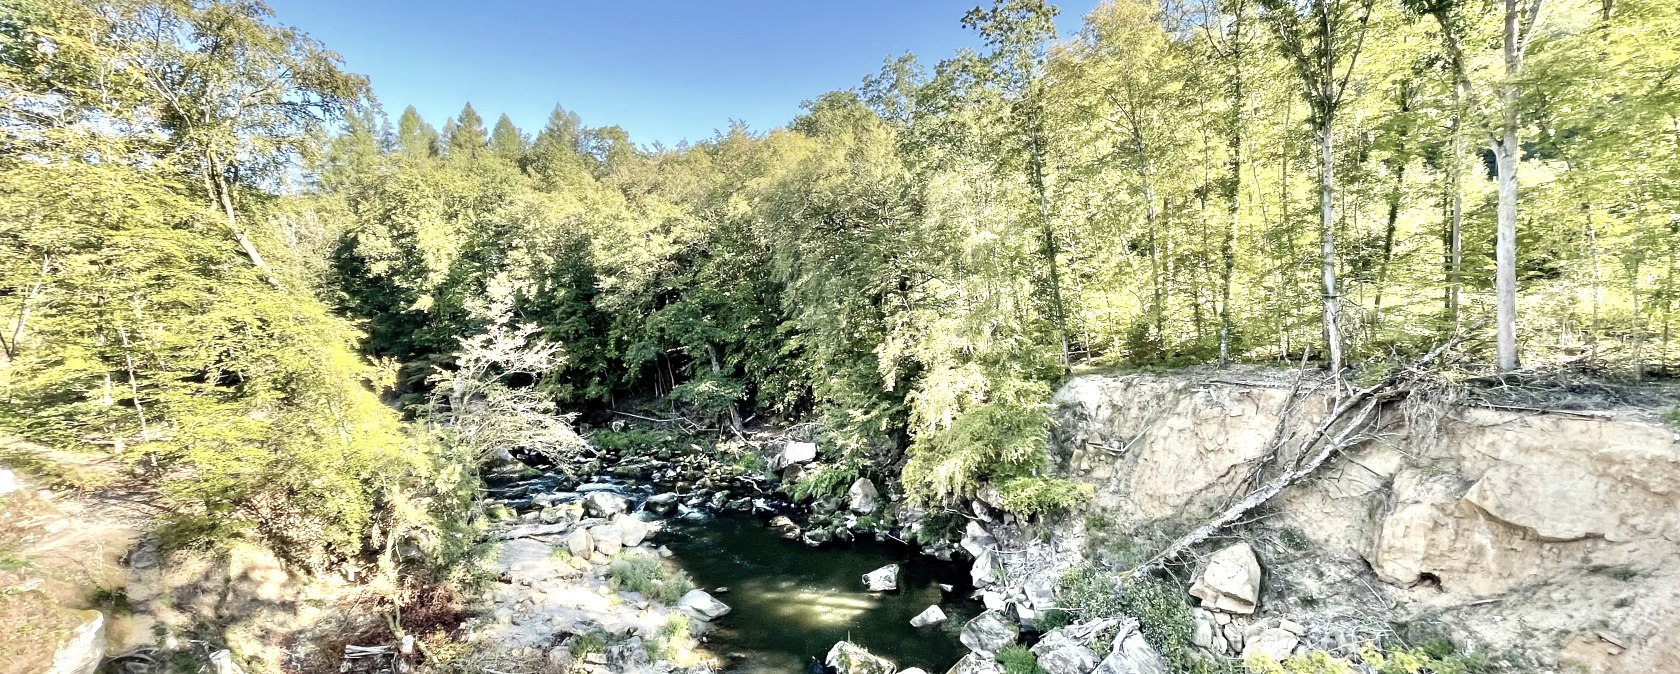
[3,0,1678,554]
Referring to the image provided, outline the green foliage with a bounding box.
[1055,565,1125,618]
[1118,579,1198,671]
[994,476,1092,517]
[902,392,1057,505]
[996,645,1046,674]
[789,464,861,502]
[648,614,696,662]
[606,554,694,605]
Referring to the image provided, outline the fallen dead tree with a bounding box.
[1128,338,1460,577]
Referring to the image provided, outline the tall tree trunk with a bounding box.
[1446,106,1464,328]
[1029,115,1070,366]
[1373,162,1405,334]
[1318,118,1343,373]
[1374,84,1411,335]
[1219,5,1245,368]
[1493,0,1537,371]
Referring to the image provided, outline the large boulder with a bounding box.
[565,527,594,558]
[46,610,105,674]
[945,653,1001,674]
[848,478,882,514]
[1188,542,1261,614]
[1032,628,1101,674]
[770,515,802,539]
[678,589,731,621]
[771,441,819,471]
[589,524,623,556]
[584,491,630,517]
[1094,619,1169,674]
[911,604,948,628]
[1037,645,1100,674]
[1240,628,1299,662]
[825,640,898,674]
[612,514,650,547]
[642,492,681,515]
[959,610,1019,658]
[863,564,900,592]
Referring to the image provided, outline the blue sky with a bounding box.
[265,1,1098,148]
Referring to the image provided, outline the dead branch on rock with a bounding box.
[1128,338,1460,577]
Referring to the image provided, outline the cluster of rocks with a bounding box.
[468,479,730,673]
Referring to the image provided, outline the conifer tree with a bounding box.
[490,114,526,163]
[396,105,440,157]
[449,103,489,157]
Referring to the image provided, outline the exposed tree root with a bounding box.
[1128,338,1460,577]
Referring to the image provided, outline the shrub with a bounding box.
[1055,565,1125,618]
[995,476,1092,517]
[996,645,1046,674]
[649,614,696,663]
[790,464,860,502]
[606,554,693,605]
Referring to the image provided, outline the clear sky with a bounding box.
[264,1,1099,148]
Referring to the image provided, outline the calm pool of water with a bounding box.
[661,514,981,673]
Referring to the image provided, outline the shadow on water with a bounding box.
[661,514,981,674]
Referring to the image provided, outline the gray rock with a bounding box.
[643,493,681,515]
[863,564,900,592]
[1094,619,1169,674]
[771,441,818,471]
[898,669,931,674]
[1031,627,1102,674]
[1240,628,1299,662]
[1279,618,1306,636]
[945,653,1000,674]
[589,524,622,556]
[961,521,996,557]
[608,635,652,671]
[585,491,631,517]
[613,514,650,547]
[848,477,881,514]
[1189,542,1261,614]
[1222,622,1244,650]
[910,604,947,628]
[769,515,801,539]
[0,468,16,495]
[825,640,898,674]
[207,649,244,674]
[971,548,997,587]
[678,589,731,621]
[498,539,559,583]
[1036,643,1100,674]
[959,610,1018,658]
[47,610,105,674]
[566,528,594,558]
[1192,619,1214,648]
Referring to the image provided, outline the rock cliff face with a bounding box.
[976,369,1679,673]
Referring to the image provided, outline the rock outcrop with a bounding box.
[1038,369,1680,672]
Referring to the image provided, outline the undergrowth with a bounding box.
[606,554,693,605]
